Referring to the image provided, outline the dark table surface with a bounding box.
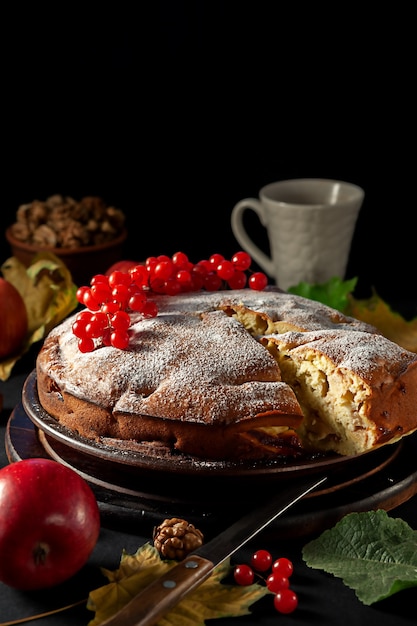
[1,344,416,626]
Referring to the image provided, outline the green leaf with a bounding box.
[287,276,357,312]
[302,510,417,605]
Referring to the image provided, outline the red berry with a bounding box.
[233,564,254,586]
[194,260,211,274]
[227,270,247,290]
[110,330,130,350]
[163,278,182,296]
[216,260,235,281]
[90,273,109,284]
[142,300,159,318]
[102,300,121,314]
[111,310,131,332]
[272,557,294,578]
[72,310,93,339]
[76,285,90,304]
[72,320,87,339]
[266,573,290,592]
[176,269,192,290]
[250,549,272,572]
[190,274,204,291]
[231,251,252,271]
[102,328,112,346]
[89,311,108,334]
[208,253,224,267]
[91,282,111,304]
[171,251,190,269]
[85,320,105,339]
[83,289,101,311]
[248,272,268,291]
[273,588,298,614]
[78,337,95,353]
[128,291,147,312]
[75,309,93,322]
[145,256,158,271]
[108,270,131,288]
[111,283,129,307]
[130,264,149,287]
[153,260,174,281]
[204,272,223,291]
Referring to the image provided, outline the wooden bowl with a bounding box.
[5,226,128,287]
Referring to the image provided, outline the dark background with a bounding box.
[2,3,415,313]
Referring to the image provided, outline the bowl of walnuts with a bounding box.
[6,195,128,287]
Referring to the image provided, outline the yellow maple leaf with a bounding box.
[86,543,269,626]
[347,292,417,353]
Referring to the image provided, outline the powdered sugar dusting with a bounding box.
[266,328,417,381]
[44,304,301,425]
[152,288,376,333]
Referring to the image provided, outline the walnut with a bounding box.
[60,220,91,247]
[10,222,31,242]
[153,518,204,561]
[105,206,126,229]
[49,204,74,222]
[32,224,58,247]
[100,220,118,235]
[71,205,92,223]
[79,196,108,222]
[45,194,67,208]
[80,195,107,211]
[17,200,48,232]
[86,219,99,232]
[46,216,71,235]
[15,203,34,223]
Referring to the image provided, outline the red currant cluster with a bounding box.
[73,270,159,353]
[234,550,298,615]
[143,251,268,294]
[72,251,268,353]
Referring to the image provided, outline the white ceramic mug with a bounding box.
[231,178,364,291]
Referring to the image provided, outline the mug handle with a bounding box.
[231,198,275,277]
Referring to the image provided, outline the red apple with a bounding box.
[0,458,101,590]
[0,277,28,359]
[105,259,139,275]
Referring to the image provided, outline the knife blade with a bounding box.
[99,474,327,626]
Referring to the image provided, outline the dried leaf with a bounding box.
[87,543,269,626]
[0,254,78,380]
[346,291,417,352]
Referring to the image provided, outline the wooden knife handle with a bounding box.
[100,554,215,626]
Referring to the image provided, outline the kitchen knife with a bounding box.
[99,474,327,626]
